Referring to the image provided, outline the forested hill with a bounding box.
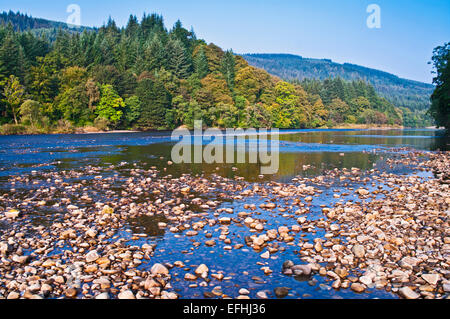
[0,11,94,38]
[0,12,432,135]
[242,53,434,112]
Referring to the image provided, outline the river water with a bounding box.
[0,129,448,299]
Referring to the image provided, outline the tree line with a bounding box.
[0,13,410,135]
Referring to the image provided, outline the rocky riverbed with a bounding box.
[0,150,448,299]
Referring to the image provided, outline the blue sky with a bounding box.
[2,0,449,83]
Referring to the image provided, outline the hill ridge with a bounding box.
[241,53,434,112]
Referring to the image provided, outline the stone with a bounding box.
[257,291,268,299]
[357,189,370,196]
[42,259,56,268]
[291,264,312,276]
[399,256,420,269]
[253,236,266,246]
[314,242,323,252]
[359,275,373,286]
[399,287,420,299]
[282,260,294,269]
[219,217,231,224]
[260,251,270,259]
[239,288,250,295]
[205,240,216,247]
[96,292,110,299]
[180,187,191,193]
[185,273,197,281]
[102,206,114,214]
[65,288,78,298]
[5,209,20,219]
[144,278,160,290]
[350,283,365,293]
[118,290,135,299]
[186,231,198,236]
[0,241,10,256]
[41,284,52,295]
[86,229,97,238]
[161,291,178,299]
[85,250,100,263]
[195,264,209,276]
[85,264,98,273]
[151,263,169,275]
[421,274,440,286]
[274,287,289,298]
[352,245,365,258]
[211,273,224,281]
[7,291,20,299]
[443,282,450,292]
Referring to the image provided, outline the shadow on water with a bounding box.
[128,215,169,238]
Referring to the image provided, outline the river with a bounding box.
[0,129,448,299]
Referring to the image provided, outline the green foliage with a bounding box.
[0,11,420,134]
[123,95,141,127]
[55,84,90,124]
[19,99,42,126]
[429,43,450,129]
[243,53,434,116]
[2,75,26,124]
[193,46,209,79]
[301,78,403,126]
[221,50,236,90]
[136,78,171,129]
[0,123,27,135]
[96,84,125,126]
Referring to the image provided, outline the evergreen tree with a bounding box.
[429,43,450,129]
[166,38,192,79]
[0,33,24,81]
[221,50,236,90]
[136,78,171,129]
[193,46,209,79]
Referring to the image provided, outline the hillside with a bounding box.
[0,11,430,134]
[0,11,94,40]
[242,53,434,112]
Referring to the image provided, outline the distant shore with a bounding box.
[0,124,444,136]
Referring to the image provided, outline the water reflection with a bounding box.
[0,129,447,180]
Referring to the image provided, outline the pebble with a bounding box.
[274,287,289,298]
[118,290,135,299]
[151,263,169,275]
[399,287,420,299]
[350,283,365,293]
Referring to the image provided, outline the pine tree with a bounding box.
[166,38,191,79]
[125,15,139,37]
[194,46,209,78]
[221,50,236,90]
[136,78,171,129]
[0,33,24,81]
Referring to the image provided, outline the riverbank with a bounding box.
[0,148,448,299]
[0,123,430,137]
[331,124,405,130]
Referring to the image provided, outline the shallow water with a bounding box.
[0,128,448,299]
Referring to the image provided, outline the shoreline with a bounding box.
[0,125,443,137]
